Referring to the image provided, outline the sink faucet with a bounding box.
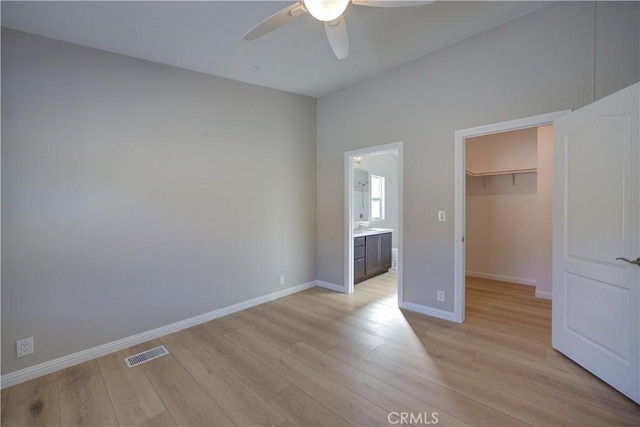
[355,222,366,230]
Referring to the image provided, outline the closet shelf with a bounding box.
[465,167,537,177]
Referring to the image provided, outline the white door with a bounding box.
[553,83,639,403]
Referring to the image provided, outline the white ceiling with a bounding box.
[1,1,551,98]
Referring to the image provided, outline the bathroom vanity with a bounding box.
[354,229,392,284]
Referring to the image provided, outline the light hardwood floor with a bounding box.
[2,272,639,426]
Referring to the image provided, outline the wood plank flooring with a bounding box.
[2,272,639,426]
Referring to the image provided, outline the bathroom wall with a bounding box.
[353,167,370,223]
[357,153,399,247]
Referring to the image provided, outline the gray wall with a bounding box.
[316,2,639,311]
[1,28,317,375]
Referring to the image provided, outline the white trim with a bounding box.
[345,152,355,294]
[535,290,552,300]
[344,142,404,307]
[316,280,347,293]
[401,301,457,323]
[466,271,537,287]
[0,280,316,389]
[370,174,385,220]
[454,110,571,324]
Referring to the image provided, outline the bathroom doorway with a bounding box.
[344,142,403,306]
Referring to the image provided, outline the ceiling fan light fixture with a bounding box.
[304,0,350,22]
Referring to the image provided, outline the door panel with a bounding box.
[565,272,630,360]
[553,82,639,403]
[566,116,629,264]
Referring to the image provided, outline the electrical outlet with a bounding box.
[437,290,445,302]
[279,274,285,285]
[17,337,34,358]
[438,211,446,222]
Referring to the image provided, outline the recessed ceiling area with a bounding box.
[1,1,552,98]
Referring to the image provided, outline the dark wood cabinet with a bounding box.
[354,236,366,283]
[365,234,381,275]
[354,258,365,282]
[380,232,392,271]
[354,232,392,284]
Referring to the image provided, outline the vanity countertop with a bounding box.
[353,228,393,237]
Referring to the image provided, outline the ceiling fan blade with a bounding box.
[243,2,307,41]
[352,0,434,7]
[324,16,349,59]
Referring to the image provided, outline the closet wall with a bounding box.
[465,126,553,299]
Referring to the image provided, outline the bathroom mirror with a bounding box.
[353,167,370,222]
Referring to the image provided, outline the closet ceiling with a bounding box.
[1,1,550,98]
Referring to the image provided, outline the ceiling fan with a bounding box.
[243,0,434,60]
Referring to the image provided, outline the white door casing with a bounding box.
[343,142,404,302]
[453,110,570,323]
[552,83,639,403]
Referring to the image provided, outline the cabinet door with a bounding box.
[354,258,366,283]
[366,234,381,275]
[380,232,392,270]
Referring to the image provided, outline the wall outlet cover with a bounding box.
[17,337,34,357]
[437,290,445,302]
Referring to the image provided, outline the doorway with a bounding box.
[344,142,403,305]
[453,111,570,323]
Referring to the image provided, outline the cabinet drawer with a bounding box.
[354,245,365,260]
[354,236,365,247]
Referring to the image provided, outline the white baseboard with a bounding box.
[401,301,457,322]
[535,289,552,300]
[1,280,316,389]
[316,280,346,293]
[466,271,537,287]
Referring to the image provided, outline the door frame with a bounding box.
[344,142,403,303]
[453,111,570,323]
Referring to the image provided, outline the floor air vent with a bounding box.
[124,345,169,368]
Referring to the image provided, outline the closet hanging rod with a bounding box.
[465,167,537,177]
